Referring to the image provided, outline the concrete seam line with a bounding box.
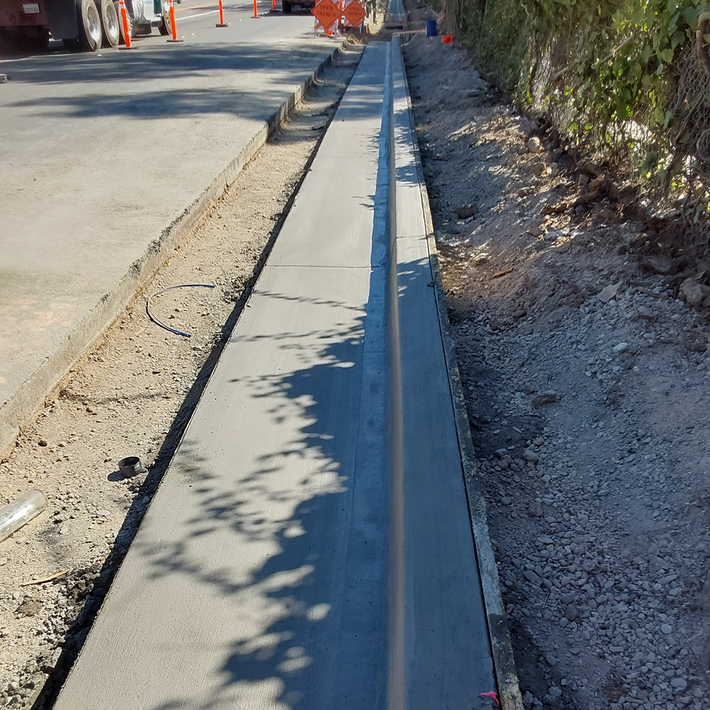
[390,35,525,710]
[0,40,350,463]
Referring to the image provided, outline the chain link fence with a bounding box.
[441,0,710,257]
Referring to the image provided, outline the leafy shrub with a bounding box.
[451,0,710,224]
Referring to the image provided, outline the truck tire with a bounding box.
[114,0,132,43]
[283,0,292,12]
[158,1,171,35]
[99,0,120,46]
[76,0,103,50]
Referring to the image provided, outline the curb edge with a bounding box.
[392,34,525,710]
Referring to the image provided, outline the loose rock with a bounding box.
[680,277,710,305]
[526,137,543,154]
[597,283,622,303]
[523,448,539,462]
[524,569,542,584]
[528,501,543,517]
[455,204,478,219]
[15,598,41,618]
[641,256,674,275]
[683,332,707,353]
[532,391,559,407]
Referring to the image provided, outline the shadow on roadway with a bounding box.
[3,42,373,126]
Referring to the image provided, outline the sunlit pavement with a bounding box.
[0,2,336,452]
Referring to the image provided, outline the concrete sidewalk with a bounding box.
[53,40,391,710]
[51,39,499,710]
[0,18,337,457]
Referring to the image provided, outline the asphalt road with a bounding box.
[0,1,336,452]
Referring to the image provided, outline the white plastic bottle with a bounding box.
[0,490,48,543]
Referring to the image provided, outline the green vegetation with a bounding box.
[448,0,710,189]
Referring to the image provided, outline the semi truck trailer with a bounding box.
[0,0,173,51]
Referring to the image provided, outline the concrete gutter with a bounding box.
[390,34,524,710]
[0,40,349,462]
[386,0,407,29]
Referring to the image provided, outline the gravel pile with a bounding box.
[0,564,102,708]
[465,285,710,709]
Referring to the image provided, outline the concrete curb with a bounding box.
[0,40,351,462]
[391,35,524,710]
[386,0,407,29]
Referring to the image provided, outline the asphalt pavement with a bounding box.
[0,1,338,455]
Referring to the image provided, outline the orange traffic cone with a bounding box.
[166,0,184,41]
[216,0,228,26]
[118,0,132,49]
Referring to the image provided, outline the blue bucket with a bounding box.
[426,19,437,37]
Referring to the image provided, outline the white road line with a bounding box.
[177,8,220,19]
[177,2,249,19]
[1,48,84,63]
